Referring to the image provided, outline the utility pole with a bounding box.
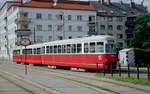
[5,13,10,60]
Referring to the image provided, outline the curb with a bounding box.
[89,76,150,93]
[0,69,62,94]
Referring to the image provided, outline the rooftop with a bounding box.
[90,1,145,17]
[12,0,95,11]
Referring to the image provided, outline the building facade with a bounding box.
[90,0,144,47]
[0,0,96,59]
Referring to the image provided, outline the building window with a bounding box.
[68,36,72,39]
[48,36,52,41]
[58,36,63,40]
[118,42,123,47]
[77,26,82,31]
[117,25,123,30]
[36,13,42,19]
[68,15,72,20]
[108,25,113,30]
[101,17,106,21]
[117,17,123,22]
[36,36,43,42]
[48,14,52,20]
[36,25,42,31]
[68,25,72,31]
[100,25,105,30]
[117,34,123,39]
[89,16,95,23]
[48,25,52,31]
[89,26,95,32]
[108,17,113,22]
[56,15,63,20]
[57,25,63,31]
[77,15,82,21]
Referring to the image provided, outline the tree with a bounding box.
[129,12,150,49]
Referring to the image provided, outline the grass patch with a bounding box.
[96,73,150,86]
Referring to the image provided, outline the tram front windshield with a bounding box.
[105,44,116,53]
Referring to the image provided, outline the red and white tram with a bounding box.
[13,35,117,70]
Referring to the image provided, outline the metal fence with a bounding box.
[96,62,150,81]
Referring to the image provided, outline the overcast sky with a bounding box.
[0,0,150,12]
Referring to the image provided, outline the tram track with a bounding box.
[0,62,117,94]
[0,72,36,94]
[3,62,150,94]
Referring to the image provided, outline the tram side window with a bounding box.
[13,50,16,55]
[84,43,88,53]
[17,50,20,55]
[67,44,71,53]
[22,49,25,55]
[26,49,29,55]
[37,48,41,54]
[62,45,64,53]
[54,46,58,53]
[90,42,95,53]
[13,50,20,55]
[62,45,66,53]
[42,46,45,54]
[29,49,32,55]
[26,49,28,55]
[58,45,61,53]
[72,44,76,53]
[96,42,104,53]
[106,44,116,53]
[77,44,82,53]
[50,46,53,53]
[46,46,50,53]
[33,48,36,54]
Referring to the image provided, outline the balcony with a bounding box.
[88,21,96,26]
[15,17,31,24]
[88,30,97,35]
[125,21,137,27]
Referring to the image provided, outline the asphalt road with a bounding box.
[0,61,150,94]
[0,61,112,94]
[0,69,48,94]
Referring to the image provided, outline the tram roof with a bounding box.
[27,35,114,48]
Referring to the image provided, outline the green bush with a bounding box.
[134,48,150,67]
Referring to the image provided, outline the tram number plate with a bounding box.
[98,56,102,61]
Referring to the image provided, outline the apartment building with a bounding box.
[0,0,96,59]
[90,0,144,47]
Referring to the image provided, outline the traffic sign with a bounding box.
[21,38,31,46]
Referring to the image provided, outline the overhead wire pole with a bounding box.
[5,7,11,60]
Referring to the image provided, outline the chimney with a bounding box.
[100,0,104,5]
[120,0,123,5]
[130,0,135,8]
[141,0,144,6]
[106,0,111,5]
